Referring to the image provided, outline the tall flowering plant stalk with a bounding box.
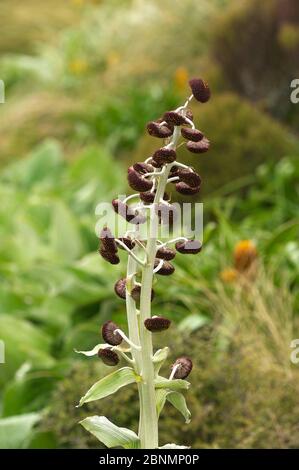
[77,78,211,449]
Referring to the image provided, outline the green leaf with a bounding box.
[78,367,138,406]
[178,314,209,333]
[158,443,190,449]
[156,390,191,423]
[152,347,169,374]
[80,416,140,449]
[155,377,190,391]
[0,413,41,449]
[167,391,191,424]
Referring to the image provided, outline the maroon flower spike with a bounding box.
[175,239,202,254]
[189,78,211,103]
[99,248,120,265]
[176,168,201,188]
[131,285,155,302]
[171,357,193,379]
[152,147,176,166]
[102,320,123,346]
[163,111,188,126]
[147,121,173,138]
[154,259,175,276]
[114,278,127,299]
[100,226,118,254]
[186,137,210,154]
[117,237,135,250]
[98,348,119,366]
[181,127,204,142]
[144,316,171,332]
[128,166,153,192]
[139,190,170,204]
[156,246,176,261]
[175,182,200,196]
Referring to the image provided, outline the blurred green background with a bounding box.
[0,0,299,449]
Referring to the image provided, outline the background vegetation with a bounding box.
[0,0,298,449]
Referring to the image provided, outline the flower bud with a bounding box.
[171,357,193,379]
[156,246,176,261]
[175,239,202,254]
[112,199,146,225]
[188,78,211,103]
[117,237,135,250]
[154,259,175,275]
[133,162,154,174]
[131,285,155,302]
[100,226,118,254]
[181,127,204,142]
[114,278,127,299]
[128,166,153,192]
[98,348,119,366]
[102,320,123,346]
[147,121,173,138]
[233,240,257,272]
[163,111,188,126]
[144,316,171,332]
[139,190,170,203]
[186,137,210,153]
[175,168,201,188]
[99,248,120,265]
[175,182,200,195]
[152,147,176,166]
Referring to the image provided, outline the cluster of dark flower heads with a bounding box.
[97,78,211,379]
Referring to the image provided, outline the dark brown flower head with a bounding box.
[102,320,123,346]
[154,259,175,275]
[144,316,171,332]
[152,147,176,166]
[163,111,187,126]
[147,121,173,138]
[131,285,155,302]
[139,190,170,204]
[171,356,193,379]
[186,137,210,153]
[175,239,202,254]
[175,182,200,195]
[156,246,176,261]
[128,166,153,192]
[133,162,154,174]
[189,78,211,103]
[117,237,135,250]
[98,348,119,366]
[176,168,201,188]
[100,226,118,254]
[99,247,120,265]
[181,127,204,142]
[112,199,146,225]
[114,278,127,299]
[155,202,178,225]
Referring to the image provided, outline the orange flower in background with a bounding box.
[234,240,257,272]
[68,58,88,75]
[174,67,189,91]
[220,268,238,283]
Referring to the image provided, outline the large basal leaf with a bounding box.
[0,413,41,449]
[155,377,190,391]
[78,367,138,406]
[156,390,191,423]
[80,416,140,449]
